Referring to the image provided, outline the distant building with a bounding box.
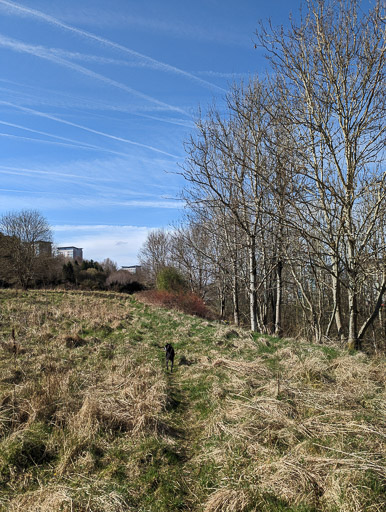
[34,240,52,256]
[0,234,52,257]
[121,265,141,274]
[57,246,83,262]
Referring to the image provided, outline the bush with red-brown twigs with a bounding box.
[137,290,214,319]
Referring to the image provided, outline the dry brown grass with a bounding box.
[70,364,167,437]
[0,290,172,510]
[6,485,133,512]
[0,289,384,512]
[203,489,252,512]
[186,338,385,512]
[212,357,270,379]
[254,450,386,510]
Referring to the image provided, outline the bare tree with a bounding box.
[170,222,214,299]
[0,210,52,288]
[101,258,118,275]
[257,0,385,348]
[138,229,172,284]
[182,80,277,331]
[174,208,244,323]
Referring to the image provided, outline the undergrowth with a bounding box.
[0,289,384,511]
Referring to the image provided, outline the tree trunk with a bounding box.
[219,284,226,320]
[358,272,386,342]
[232,261,240,326]
[248,238,258,331]
[332,259,344,341]
[348,288,359,349]
[274,259,283,336]
[347,236,360,349]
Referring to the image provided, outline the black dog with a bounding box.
[164,343,175,372]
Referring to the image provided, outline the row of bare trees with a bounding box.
[139,1,385,349]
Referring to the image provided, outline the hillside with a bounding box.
[0,289,384,512]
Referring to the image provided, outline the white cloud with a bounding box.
[53,224,153,266]
[197,71,251,78]
[0,193,79,210]
[0,132,113,153]
[24,5,250,49]
[0,153,184,195]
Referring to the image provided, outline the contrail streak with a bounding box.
[0,35,187,115]
[0,0,226,93]
[0,119,111,148]
[0,82,193,127]
[0,164,108,181]
[0,132,144,158]
[0,101,180,159]
[0,132,106,150]
[0,120,153,158]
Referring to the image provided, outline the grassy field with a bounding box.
[0,289,384,512]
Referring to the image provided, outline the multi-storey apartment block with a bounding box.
[57,246,83,262]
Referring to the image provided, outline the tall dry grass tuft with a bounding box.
[322,469,386,512]
[203,489,252,512]
[212,358,270,379]
[6,485,132,512]
[255,452,386,511]
[55,363,168,476]
[6,487,73,512]
[70,364,167,437]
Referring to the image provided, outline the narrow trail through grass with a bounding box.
[163,367,212,509]
[140,338,214,511]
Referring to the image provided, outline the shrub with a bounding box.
[137,290,213,319]
[79,278,103,290]
[156,267,187,293]
[106,270,144,293]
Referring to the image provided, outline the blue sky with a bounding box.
[0,0,372,266]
